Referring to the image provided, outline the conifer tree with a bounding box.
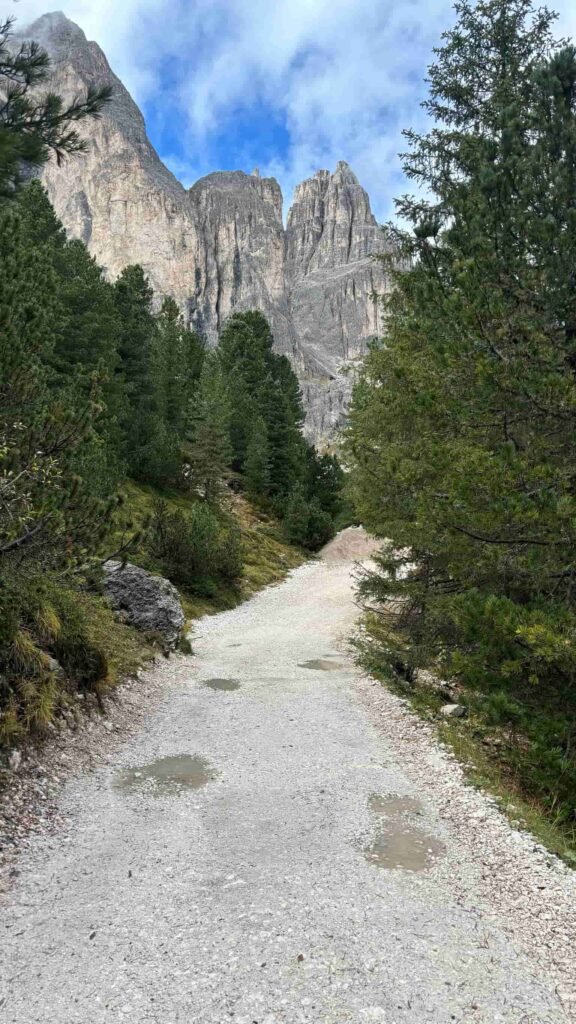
[16,182,125,494]
[282,485,311,547]
[113,265,168,480]
[219,311,271,467]
[186,352,232,503]
[346,0,576,818]
[155,296,204,440]
[0,18,111,197]
[306,451,345,519]
[0,206,113,567]
[243,417,271,499]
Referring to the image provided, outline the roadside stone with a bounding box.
[43,655,64,677]
[103,561,185,648]
[440,703,467,719]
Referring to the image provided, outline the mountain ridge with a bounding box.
[19,12,393,439]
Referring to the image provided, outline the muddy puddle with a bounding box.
[299,659,345,671]
[203,678,241,691]
[369,793,423,817]
[114,755,217,795]
[364,825,445,871]
[363,792,445,872]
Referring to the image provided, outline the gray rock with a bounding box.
[44,655,64,677]
[18,14,399,442]
[102,562,185,648]
[440,703,467,719]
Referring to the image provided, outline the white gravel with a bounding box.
[2,555,576,1023]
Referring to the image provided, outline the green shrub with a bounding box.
[283,487,334,551]
[149,499,243,596]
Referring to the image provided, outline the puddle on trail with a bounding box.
[203,678,241,692]
[299,659,346,671]
[363,792,445,872]
[364,825,445,872]
[369,793,423,817]
[114,755,217,795]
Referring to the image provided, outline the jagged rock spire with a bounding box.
[23,15,392,440]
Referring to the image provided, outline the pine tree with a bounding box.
[346,0,576,820]
[0,18,111,197]
[16,182,126,494]
[219,311,309,505]
[155,297,204,440]
[113,265,169,481]
[243,417,271,499]
[305,451,345,519]
[219,311,271,467]
[186,353,232,503]
[0,206,114,567]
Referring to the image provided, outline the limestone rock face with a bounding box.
[187,171,290,349]
[20,13,394,441]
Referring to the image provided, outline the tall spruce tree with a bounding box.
[346,0,576,819]
[155,297,204,440]
[243,417,271,499]
[219,311,272,468]
[113,265,172,482]
[16,183,125,494]
[219,311,307,505]
[186,352,232,503]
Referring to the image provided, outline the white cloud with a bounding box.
[5,0,576,221]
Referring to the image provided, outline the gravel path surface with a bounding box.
[2,554,576,1023]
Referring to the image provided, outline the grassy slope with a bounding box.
[1,485,306,751]
[115,481,307,620]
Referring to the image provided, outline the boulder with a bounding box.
[102,562,185,648]
[440,703,467,719]
[43,654,65,677]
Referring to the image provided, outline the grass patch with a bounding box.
[442,721,576,865]
[114,481,307,619]
[74,590,154,690]
[0,579,152,750]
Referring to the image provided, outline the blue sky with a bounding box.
[8,0,576,221]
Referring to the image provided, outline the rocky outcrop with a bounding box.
[19,13,395,441]
[103,562,185,648]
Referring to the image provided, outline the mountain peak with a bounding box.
[333,160,359,184]
[286,161,378,273]
[304,161,360,191]
[19,12,87,49]
[26,22,389,439]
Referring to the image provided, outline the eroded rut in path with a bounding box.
[1,548,573,1023]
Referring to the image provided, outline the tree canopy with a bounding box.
[346,0,576,824]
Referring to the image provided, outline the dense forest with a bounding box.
[346,0,576,843]
[0,17,343,744]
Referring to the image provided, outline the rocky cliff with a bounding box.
[19,13,393,440]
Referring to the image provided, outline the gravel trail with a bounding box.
[2,553,576,1023]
